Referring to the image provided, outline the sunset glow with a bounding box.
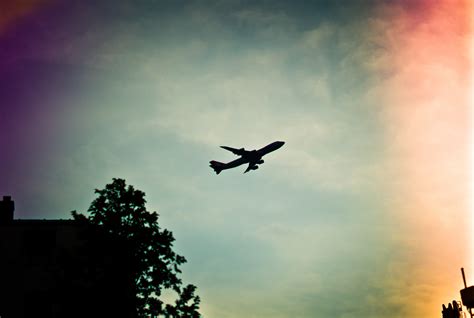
[373,0,473,315]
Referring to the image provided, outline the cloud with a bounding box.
[108,12,383,194]
[7,1,467,317]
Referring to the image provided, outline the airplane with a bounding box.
[209,141,285,174]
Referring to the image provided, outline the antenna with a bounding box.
[463,268,468,288]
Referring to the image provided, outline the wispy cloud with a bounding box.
[2,1,470,317]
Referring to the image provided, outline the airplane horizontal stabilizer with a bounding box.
[209,160,225,175]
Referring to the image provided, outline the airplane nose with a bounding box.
[277,141,285,147]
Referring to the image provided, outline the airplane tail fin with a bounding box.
[209,160,225,175]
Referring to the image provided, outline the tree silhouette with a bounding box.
[72,178,201,318]
[442,301,463,318]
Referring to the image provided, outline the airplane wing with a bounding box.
[244,162,258,173]
[220,146,247,156]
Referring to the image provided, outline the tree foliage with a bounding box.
[72,178,201,317]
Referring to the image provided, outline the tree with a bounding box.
[442,301,463,318]
[72,178,201,318]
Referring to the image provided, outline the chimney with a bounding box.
[0,196,14,224]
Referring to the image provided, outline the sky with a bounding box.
[0,0,472,317]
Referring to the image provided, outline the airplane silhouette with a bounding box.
[209,141,285,174]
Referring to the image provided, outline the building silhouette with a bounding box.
[0,196,136,318]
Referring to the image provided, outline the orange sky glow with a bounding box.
[373,0,472,315]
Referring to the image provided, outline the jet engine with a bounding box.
[257,160,264,164]
[251,165,259,170]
